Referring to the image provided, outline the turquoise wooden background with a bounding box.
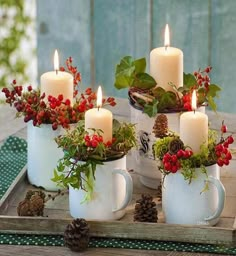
[37,0,236,113]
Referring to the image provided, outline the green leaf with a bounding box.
[114,75,134,89]
[143,98,158,117]
[133,73,156,89]
[114,56,135,89]
[116,56,134,74]
[183,73,197,88]
[158,91,177,111]
[207,84,221,98]
[151,86,166,99]
[114,55,155,90]
[133,58,146,73]
[208,95,217,112]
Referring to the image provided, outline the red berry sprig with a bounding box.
[182,66,212,111]
[162,149,193,173]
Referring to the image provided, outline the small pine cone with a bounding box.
[25,190,34,200]
[168,137,184,155]
[17,199,34,216]
[29,194,45,216]
[64,218,90,252]
[25,190,46,201]
[153,114,168,138]
[134,194,158,223]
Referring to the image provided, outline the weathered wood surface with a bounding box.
[0,246,222,256]
[0,159,235,245]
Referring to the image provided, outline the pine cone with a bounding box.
[17,199,33,216]
[17,190,46,216]
[64,218,90,252]
[153,114,168,138]
[168,137,184,155]
[29,194,45,216]
[134,194,158,223]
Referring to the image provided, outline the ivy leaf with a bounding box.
[151,86,166,99]
[207,84,221,98]
[143,98,158,117]
[114,55,155,90]
[133,73,156,89]
[116,56,134,74]
[158,91,177,111]
[183,73,197,88]
[114,56,135,89]
[208,95,217,112]
[133,58,146,73]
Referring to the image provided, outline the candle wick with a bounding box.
[194,109,196,114]
[97,106,100,111]
[56,69,58,75]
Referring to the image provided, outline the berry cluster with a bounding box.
[182,66,212,111]
[59,57,81,97]
[84,134,104,148]
[2,57,116,130]
[162,149,193,173]
[215,123,234,167]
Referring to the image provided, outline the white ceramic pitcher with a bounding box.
[69,156,133,220]
[162,164,225,225]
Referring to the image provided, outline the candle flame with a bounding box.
[97,86,102,108]
[54,49,59,72]
[192,90,197,111]
[164,24,170,48]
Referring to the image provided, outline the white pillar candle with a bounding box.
[150,24,183,92]
[40,50,73,104]
[180,90,208,153]
[85,86,113,143]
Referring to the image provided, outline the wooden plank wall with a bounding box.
[37,0,236,113]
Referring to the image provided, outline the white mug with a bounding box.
[162,164,225,225]
[69,156,133,220]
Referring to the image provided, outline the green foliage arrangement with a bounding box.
[114,56,221,117]
[0,1,32,89]
[153,123,234,185]
[52,119,136,202]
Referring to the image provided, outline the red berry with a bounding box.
[221,124,227,133]
[171,155,177,163]
[12,79,17,85]
[226,151,232,160]
[217,159,224,167]
[177,150,184,158]
[227,136,234,144]
[171,165,178,173]
[223,159,229,166]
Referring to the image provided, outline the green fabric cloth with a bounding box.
[0,136,236,254]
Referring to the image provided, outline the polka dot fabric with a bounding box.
[0,136,236,254]
[0,136,27,198]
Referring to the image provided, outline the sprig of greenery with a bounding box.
[114,56,221,117]
[153,130,224,184]
[114,56,156,90]
[52,119,136,202]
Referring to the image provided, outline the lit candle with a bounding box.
[85,86,113,143]
[150,24,183,92]
[40,50,73,104]
[180,90,208,153]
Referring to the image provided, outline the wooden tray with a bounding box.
[0,165,235,246]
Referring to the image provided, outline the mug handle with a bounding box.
[112,168,133,212]
[204,176,225,221]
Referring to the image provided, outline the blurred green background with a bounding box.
[1,0,236,113]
